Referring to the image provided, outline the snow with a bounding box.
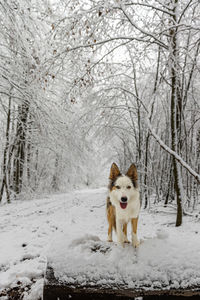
[0,188,200,299]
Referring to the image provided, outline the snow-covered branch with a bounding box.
[147,119,200,184]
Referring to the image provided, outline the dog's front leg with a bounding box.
[131,218,140,248]
[116,219,124,246]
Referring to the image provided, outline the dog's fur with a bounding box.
[107,163,140,247]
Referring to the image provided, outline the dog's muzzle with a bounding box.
[120,197,128,209]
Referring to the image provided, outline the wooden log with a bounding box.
[43,265,200,300]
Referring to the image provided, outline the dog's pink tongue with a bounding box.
[120,202,127,209]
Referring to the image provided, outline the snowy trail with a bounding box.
[0,188,200,299]
[0,188,107,299]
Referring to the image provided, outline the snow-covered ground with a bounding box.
[0,188,200,299]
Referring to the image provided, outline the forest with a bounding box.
[0,0,200,228]
[1,1,200,299]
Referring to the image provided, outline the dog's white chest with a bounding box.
[116,200,140,222]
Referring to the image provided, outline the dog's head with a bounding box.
[108,163,139,209]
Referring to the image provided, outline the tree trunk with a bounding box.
[13,100,30,195]
[51,155,59,191]
[0,92,12,203]
[170,0,183,227]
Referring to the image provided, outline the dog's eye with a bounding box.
[115,185,121,189]
[127,186,131,189]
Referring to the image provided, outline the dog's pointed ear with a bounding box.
[126,164,138,182]
[109,163,120,181]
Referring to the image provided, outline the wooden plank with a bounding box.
[43,265,200,300]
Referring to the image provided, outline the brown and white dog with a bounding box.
[107,163,140,247]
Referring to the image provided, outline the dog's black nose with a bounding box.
[121,197,127,203]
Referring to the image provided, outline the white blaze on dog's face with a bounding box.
[109,163,139,210]
[112,175,137,209]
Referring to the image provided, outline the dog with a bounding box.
[107,162,140,247]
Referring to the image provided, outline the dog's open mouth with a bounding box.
[120,202,127,209]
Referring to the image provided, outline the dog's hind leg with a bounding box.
[107,199,115,242]
[107,213,116,242]
[107,222,113,242]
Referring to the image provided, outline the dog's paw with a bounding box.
[117,238,125,247]
[124,238,130,243]
[107,238,113,242]
[132,239,140,248]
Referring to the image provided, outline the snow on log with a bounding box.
[43,265,200,300]
[44,234,200,299]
